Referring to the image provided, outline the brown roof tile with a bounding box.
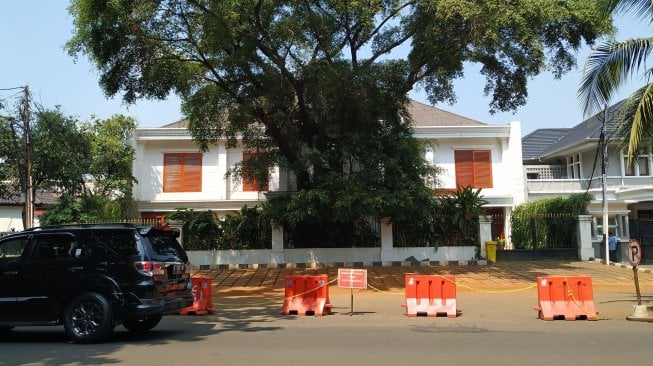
[408,100,486,127]
[159,100,486,128]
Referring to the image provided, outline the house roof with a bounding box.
[525,101,626,160]
[158,100,486,128]
[0,186,59,206]
[521,128,570,161]
[407,100,486,127]
[161,119,188,128]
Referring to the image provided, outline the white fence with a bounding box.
[187,246,477,266]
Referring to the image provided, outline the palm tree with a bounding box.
[578,0,653,161]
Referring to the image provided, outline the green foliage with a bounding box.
[166,209,220,250]
[166,206,271,251]
[395,185,488,248]
[579,0,653,162]
[81,115,137,196]
[39,194,129,225]
[216,206,272,250]
[0,104,137,223]
[0,115,21,199]
[511,193,591,249]
[31,108,91,195]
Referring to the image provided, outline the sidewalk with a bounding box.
[192,259,653,293]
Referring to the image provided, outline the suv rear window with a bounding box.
[142,230,187,262]
[92,229,140,256]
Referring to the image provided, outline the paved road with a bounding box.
[1,260,652,366]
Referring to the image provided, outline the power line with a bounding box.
[0,86,25,91]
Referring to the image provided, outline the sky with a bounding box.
[0,1,649,137]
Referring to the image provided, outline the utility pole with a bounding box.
[22,86,33,229]
[601,105,609,265]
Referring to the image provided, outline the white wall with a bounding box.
[187,246,478,265]
[0,207,23,232]
[133,133,276,204]
[421,122,525,205]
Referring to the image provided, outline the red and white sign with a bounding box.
[337,268,368,289]
[627,239,643,266]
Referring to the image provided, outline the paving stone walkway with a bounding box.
[192,260,653,292]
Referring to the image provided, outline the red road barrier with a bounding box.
[402,275,460,317]
[281,275,332,316]
[180,276,215,316]
[534,276,598,321]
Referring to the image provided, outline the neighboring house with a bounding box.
[131,100,525,242]
[523,101,653,249]
[0,186,57,233]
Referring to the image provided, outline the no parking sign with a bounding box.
[627,239,644,306]
[627,239,642,266]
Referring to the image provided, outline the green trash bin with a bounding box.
[485,241,497,263]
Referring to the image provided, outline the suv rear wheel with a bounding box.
[64,292,114,343]
[123,315,163,333]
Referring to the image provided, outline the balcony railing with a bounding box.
[525,165,653,193]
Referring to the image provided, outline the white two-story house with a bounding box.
[523,101,653,256]
[131,100,525,245]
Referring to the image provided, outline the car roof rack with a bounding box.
[22,222,148,231]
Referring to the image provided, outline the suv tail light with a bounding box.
[134,261,165,277]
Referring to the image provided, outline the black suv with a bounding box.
[0,224,194,343]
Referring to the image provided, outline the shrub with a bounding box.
[511,193,591,249]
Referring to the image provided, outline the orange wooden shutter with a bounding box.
[163,154,182,192]
[242,152,268,192]
[242,152,255,191]
[454,150,474,188]
[163,153,202,192]
[473,150,493,188]
[183,154,202,192]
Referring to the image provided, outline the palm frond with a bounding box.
[617,82,653,161]
[610,0,653,21]
[578,37,653,116]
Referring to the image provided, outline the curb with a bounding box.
[589,258,653,274]
[196,260,490,270]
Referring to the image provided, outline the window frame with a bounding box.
[621,147,651,177]
[566,153,582,179]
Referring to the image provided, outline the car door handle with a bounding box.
[68,266,84,272]
[3,271,18,275]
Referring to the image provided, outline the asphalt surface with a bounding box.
[2,260,652,366]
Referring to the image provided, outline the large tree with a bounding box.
[67,0,613,244]
[579,0,653,161]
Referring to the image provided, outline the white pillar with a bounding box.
[478,215,493,258]
[168,220,184,247]
[504,207,513,249]
[380,218,394,261]
[577,215,594,261]
[271,221,284,263]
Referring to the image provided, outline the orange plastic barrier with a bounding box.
[281,275,332,316]
[401,275,460,318]
[534,276,598,321]
[180,276,216,316]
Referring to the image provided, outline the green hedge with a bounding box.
[511,193,591,249]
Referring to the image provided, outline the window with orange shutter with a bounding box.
[454,150,493,188]
[163,153,202,192]
[242,152,268,192]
